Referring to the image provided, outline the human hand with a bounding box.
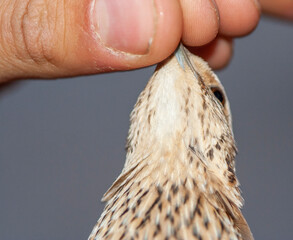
[0,0,262,82]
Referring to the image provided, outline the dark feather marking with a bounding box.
[196,162,200,169]
[110,210,115,220]
[183,178,187,187]
[192,197,202,218]
[175,204,180,214]
[171,184,179,195]
[228,165,235,174]
[204,217,210,229]
[220,220,224,233]
[183,193,189,204]
[207,148,214,160]
[228,173,236,184]
[100,214,107,224]
[153,230,159,237]
[156,185,163,196]
[165,212,174,224]
[156,222,161,231]
[187,87,191,94]
[197,208,202,217]
[192,178,197,187]
[148,114,151,124]
[145,196,161,216]
[109,197,119,210]
[103,229,109,238]
[131,206,136,213]
[137,215,150,229]
[137,189,149,206]
[198,111,203,124]
[189,145,196,153]
[135,188,143,197]
[130,215,138,223]
[158,202,162,212]
[119,207,129,218]
[167,194,171,203]
[119,232,125,240]
[202,98,207,110]
[206,128,210,136]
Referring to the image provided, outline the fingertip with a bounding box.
[217,0,261,36]
[79,0,183,74]
[136,0,183,66]
[189,37,233,69]
[181,0,220,46]
[259,0,293,20]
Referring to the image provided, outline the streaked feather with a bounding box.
[89,44,253,240]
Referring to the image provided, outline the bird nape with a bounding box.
[88,44,253,240]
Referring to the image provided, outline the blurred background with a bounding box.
[1,17,293,240]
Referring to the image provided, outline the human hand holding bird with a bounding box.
[0,0,279,82]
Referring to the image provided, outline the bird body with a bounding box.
[89,45,253,240]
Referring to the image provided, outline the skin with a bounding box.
[0,0,291,83]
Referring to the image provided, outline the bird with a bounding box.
[88,44,253,240]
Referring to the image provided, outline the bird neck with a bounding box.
[104,54,242,208]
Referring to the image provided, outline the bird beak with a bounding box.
[174,43,203,83]
[175,43,208,93]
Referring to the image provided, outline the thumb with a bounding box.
[0,0,182,82]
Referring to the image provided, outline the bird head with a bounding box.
[107,45,241,206]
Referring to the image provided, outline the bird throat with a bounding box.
[113,45,241,205]
[88,45,253,240]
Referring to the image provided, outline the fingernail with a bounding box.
[92,0,156,54]
[208,0,220,25]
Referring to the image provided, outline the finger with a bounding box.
[180,0,220,46]
[216,0,261,36]
[259,0,293,20]
[188,36,233,69]
[0,0,182,82]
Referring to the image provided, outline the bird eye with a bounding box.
[211,87,225,105]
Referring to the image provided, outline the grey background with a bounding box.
[1,17,293,240]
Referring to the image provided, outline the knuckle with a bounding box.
[9,0,64,67]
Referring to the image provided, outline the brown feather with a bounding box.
[89,45,253,240]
